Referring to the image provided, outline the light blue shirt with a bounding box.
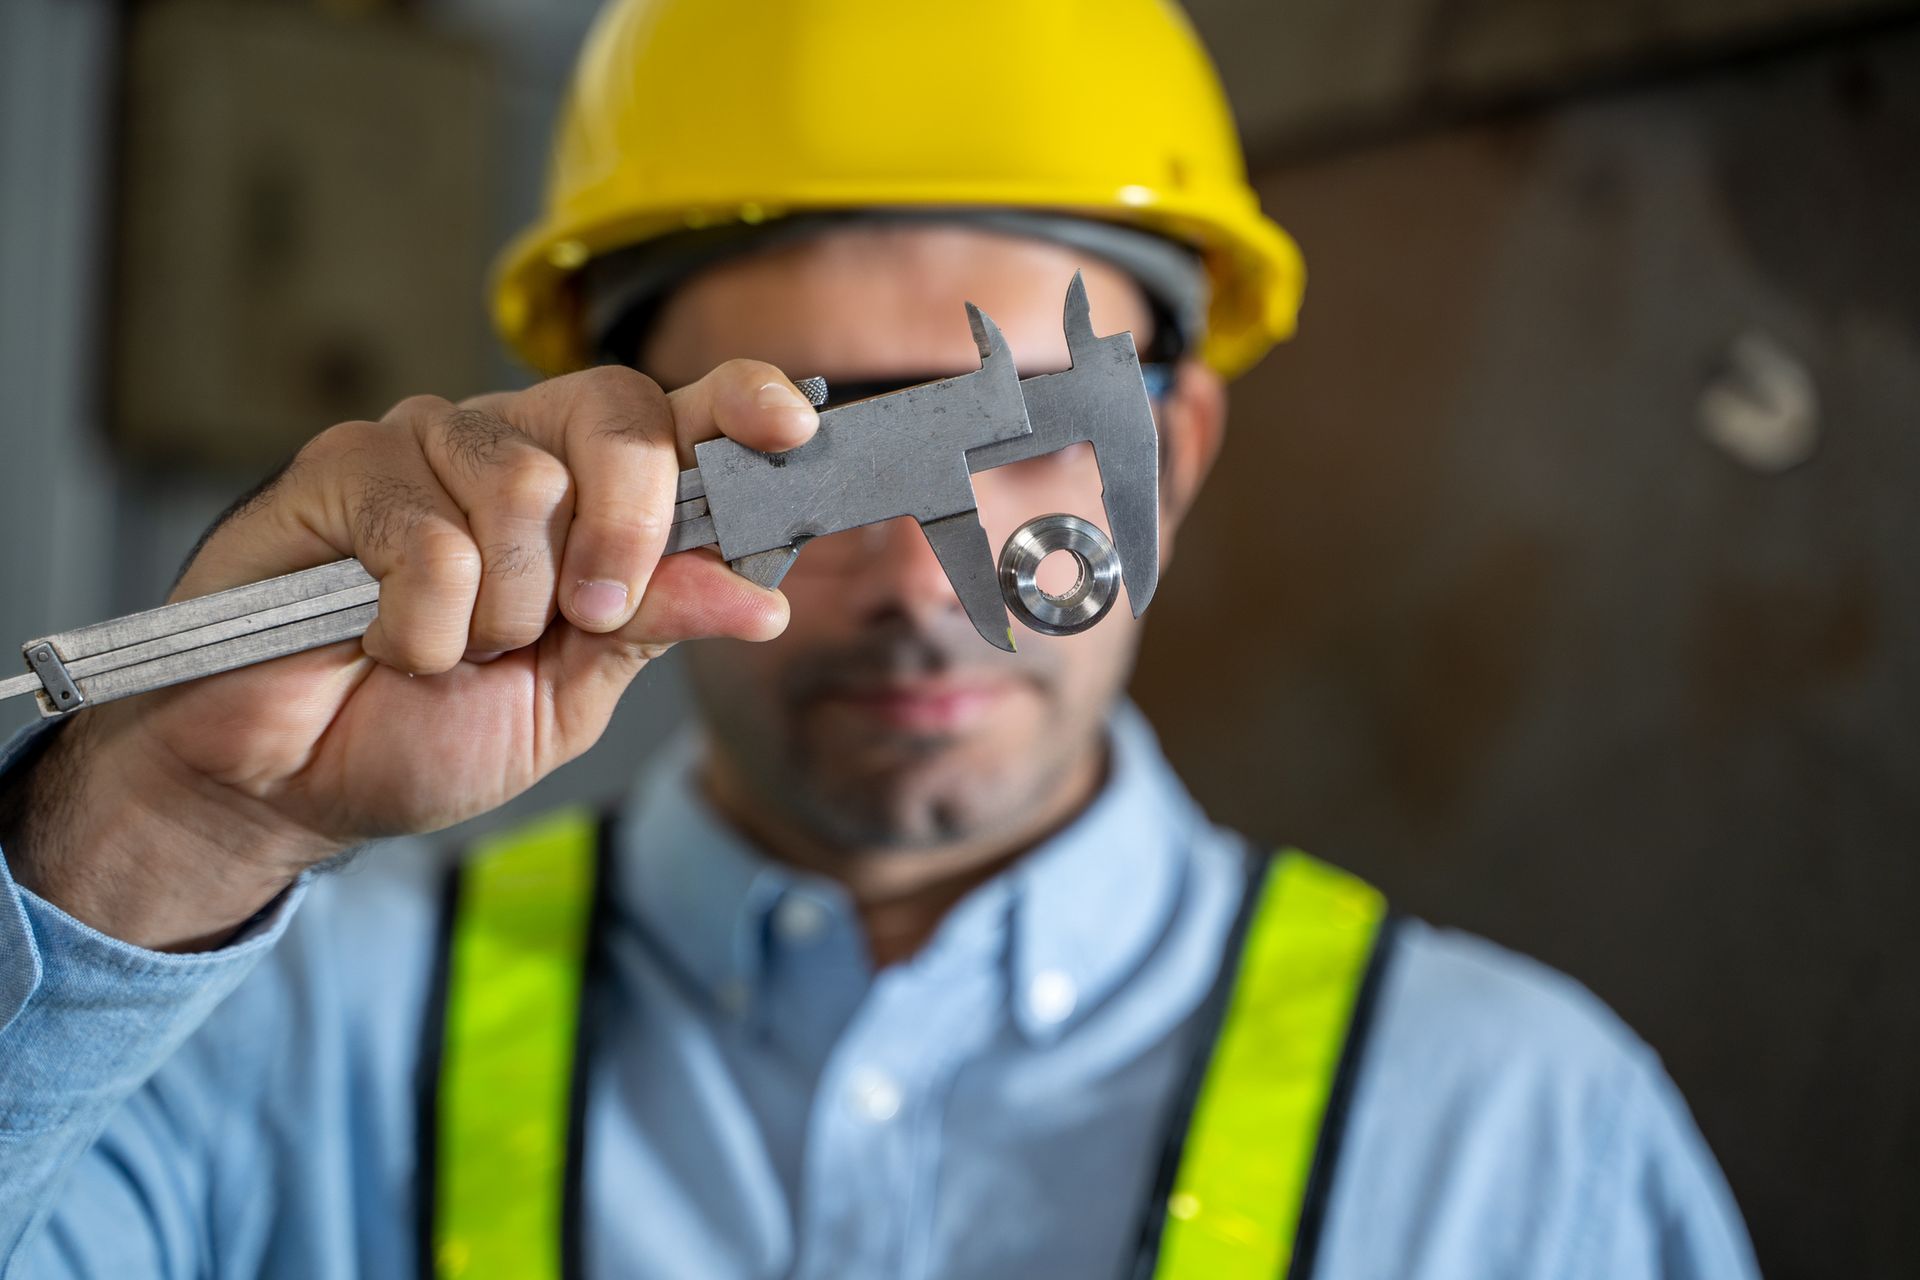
[0,706,1758,1278]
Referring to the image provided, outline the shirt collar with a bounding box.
[1003,701,1195,1043]
[616,736,808,1016]
[613,702,1200,1043]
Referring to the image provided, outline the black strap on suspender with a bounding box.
[415,858,461,1280]
[1126,845,1273,1280]
[1290,905,1397,1279]
[414,811,617,1280]
[559,811,619,1280]
[1125,841,1399,1280]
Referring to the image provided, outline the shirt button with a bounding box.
[846,1067,902,1123]
[1028,969,1079,1026]
[773,894,829,944]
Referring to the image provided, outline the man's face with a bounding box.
[641,225,1215,857]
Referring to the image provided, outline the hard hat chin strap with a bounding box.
[580,208,1209,370]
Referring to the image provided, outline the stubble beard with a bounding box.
[782,720,1084,852]
[690,616,1090,859]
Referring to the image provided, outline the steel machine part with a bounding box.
[0,275,1160,718]
[997,514,1123,638]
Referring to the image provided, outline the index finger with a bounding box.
[664,358,819,463]
[472,358,819,469]
[470,363,819,633]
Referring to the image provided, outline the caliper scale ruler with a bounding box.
[0,275,1160,719]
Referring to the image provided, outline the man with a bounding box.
[0,1,1758,1277]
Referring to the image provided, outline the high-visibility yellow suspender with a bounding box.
[423,816,1387,1280]
[425,807,602,1280]
[1143,849,1391,1280]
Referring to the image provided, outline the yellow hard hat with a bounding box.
[492,0,1303,380]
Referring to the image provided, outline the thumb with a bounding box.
[544,550,789,735]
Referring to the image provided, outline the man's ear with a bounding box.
[1156,358,1227,566]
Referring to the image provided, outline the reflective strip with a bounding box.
[433,808,599,1280]
[1152,851,1386,1280]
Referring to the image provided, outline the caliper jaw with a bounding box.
[966,271,1161,617]
[697,274,1160,649]
[694,303,1030,649]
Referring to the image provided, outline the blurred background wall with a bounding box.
[1,1,1914,1274]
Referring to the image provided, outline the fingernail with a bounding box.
[757,381,813,412]
[757,382,817,440]
[571,579,629,626]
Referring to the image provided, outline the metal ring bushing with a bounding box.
[997,513,1123,637]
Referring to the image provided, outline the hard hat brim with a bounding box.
[492,187,1303,382]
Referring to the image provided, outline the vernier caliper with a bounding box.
[0,273,1159,719]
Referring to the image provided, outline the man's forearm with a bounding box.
[0,710,312,953]
[0,715,304,1270]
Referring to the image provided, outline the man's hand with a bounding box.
[0,364,818,950]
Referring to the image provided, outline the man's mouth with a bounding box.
[816,677,1015,734]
